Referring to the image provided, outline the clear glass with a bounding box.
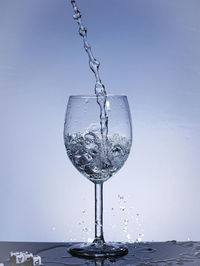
[64,95,132,258]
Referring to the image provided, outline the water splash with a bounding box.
[35,241,200,265]
[65,132,131,183]
[70,0,108,139]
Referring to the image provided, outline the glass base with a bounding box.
[68,242,128,258]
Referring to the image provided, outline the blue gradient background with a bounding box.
[0,0,200,242]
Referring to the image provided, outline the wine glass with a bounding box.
[64,95,132,258]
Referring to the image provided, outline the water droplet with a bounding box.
[123,227,128,232]
[120,206,125,211]
[127,234,131,240]
[124,219,129,226]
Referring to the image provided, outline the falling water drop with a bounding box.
[120,206,125,211]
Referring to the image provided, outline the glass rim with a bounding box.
[69,94,127,99]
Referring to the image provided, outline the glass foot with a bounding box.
[68,242,128,258]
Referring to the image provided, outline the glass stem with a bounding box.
[93,183,105,245]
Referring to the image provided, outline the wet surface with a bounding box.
[1,241,200,265]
